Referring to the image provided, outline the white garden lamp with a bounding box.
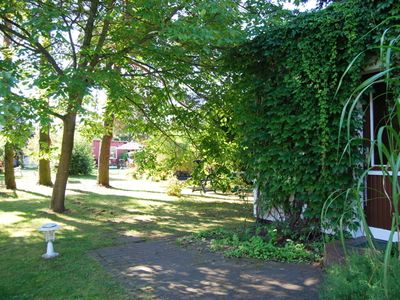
[38,223,61,259]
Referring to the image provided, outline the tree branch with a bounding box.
[47,108,66,120]
[79,0,100,68]
[61,15,77,69]
[1,30,37,52]
[158,76,199,149]
[0,19,64,75]
[123,94,184,149]
[89,17,111,68]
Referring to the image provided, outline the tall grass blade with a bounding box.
[383,216,395,297]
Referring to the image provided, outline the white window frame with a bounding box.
[110,146,117,159]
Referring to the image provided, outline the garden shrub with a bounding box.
[69,140,94,175]
[320,253,400,300]
[180,224,322,263]
[166,177,186,197]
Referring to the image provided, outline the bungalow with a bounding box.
[92,139,142,167]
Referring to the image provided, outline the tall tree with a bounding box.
[2,18,16,190]
[0,0,120,211]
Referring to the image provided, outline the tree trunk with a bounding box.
[38,126,53,186]
[97,118,114,187]
[4,142,16,190]
[3,19,16,190]
[50,113,76,212]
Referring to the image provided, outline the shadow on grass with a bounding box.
[0,180,252,299]
[17,189,50,199]
[0,190,18,198]
[2,187,252,242]
[109,186,166,195]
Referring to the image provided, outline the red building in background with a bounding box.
[92,140,128,166]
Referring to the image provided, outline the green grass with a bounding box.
[0,171,251,299]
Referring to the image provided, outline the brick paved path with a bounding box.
[91,238,322,299]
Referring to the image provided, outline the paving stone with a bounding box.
[91,237,322,299]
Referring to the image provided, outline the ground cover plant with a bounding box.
[0,170,251,299]
[179,222,323,263]
[166,177,186,197]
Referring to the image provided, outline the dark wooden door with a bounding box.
[365,173,396,230]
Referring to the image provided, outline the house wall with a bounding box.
[252,91,400,242]
[92,140,128,165]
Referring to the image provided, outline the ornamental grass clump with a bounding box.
[322,17,400,299]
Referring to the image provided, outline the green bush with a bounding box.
[320,253,400,300]
[69,140,94,175]
[166,178,186,197]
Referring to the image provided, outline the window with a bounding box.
[110,146,117,159]
[369,81,399,166]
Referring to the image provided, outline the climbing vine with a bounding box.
[227,0,400,233]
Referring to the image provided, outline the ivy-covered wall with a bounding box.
[230,0,400,232]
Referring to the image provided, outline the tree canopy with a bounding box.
[0,0,246,211]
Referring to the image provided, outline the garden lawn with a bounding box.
[0,170,251,299]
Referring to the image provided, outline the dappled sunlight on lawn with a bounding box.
[0,169,253,298]
[1,169,322,300]
[0,169,252,241]
[0,211,26,225]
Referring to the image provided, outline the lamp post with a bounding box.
[38,223,61,259]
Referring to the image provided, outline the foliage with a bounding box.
[166,177,186,197]
[23,127,61,166]
[227,0,400,233]
[320,253,400,300]
[133,135,196,180]
[69,139,94,176]
[180,224,322,262]
[0,0,247,211]
[0,58,34,148]
[119,152,129,161]
[190,160,234,193]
